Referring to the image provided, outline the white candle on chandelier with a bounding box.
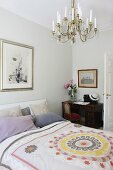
[86,18,89,28]
[77,3,80,14]
[52,20,55,31]
[59,13,61,24]
[72,8,74,20]
[90,10,92,22]
[57,11,59,23]
[65,6,67,17]
[94,18,97,28]
[80,10,82,19]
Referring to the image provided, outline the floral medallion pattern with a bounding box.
[49,130,113,168]
[66,135,101,151]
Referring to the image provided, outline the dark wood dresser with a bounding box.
[62,101,103,128]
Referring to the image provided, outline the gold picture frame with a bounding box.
[78,69,98,88]
[0,39,34,91]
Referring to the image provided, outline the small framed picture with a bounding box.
[0,39,34,91]
[78,69,98,88]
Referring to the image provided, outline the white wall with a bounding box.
[0,8,72,114]
[72,29,113,103]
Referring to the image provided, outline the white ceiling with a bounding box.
[0,0,113,31]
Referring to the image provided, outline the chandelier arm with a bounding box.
[61,33,69,37]
[80,31,97,42]
[54,33,70,40]
[79,30,88,37]
[79,35,87,42]
[53,35,70,43]
[78,31,86,42]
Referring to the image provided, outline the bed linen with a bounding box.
[0,121,113,170]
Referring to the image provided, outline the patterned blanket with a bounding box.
[0,121,113,170]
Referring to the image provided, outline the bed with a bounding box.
[0,99,113,170]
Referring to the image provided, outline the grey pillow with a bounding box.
[21,107,31,116]
[34,112,65,128]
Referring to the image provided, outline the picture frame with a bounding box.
[0,39,34,91]
[78,69,98,88]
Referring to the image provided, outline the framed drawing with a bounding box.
[0,39,34,91]
[78,69,98,88]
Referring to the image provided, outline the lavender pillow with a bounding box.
[0,115,36,143]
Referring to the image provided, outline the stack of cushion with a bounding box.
[0,100,65,143]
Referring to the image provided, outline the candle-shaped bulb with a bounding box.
[94,18,97,28]
[72,8,75,20]
[80,9,82,19]
[77,3,80,14]
[57,11,59,23]
[86,18,89,28]
[65,6,67,17]
[52,20,55,31]
[59,13,61,24]
[90,10,92,22]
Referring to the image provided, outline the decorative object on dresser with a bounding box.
[64,80,77,101]
[62,101,103,128]
[84,93,99,104]
[0,39,34,91]
[78,69,98,88]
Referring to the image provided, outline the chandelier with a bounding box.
[52,0,97,43]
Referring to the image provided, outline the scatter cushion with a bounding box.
[0,115,36,142]
[21,107,31,116]
[0,106,22,117]
[30,101,48,116]
[34,112,65,128]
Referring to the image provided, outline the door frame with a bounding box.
[104,52,113,131]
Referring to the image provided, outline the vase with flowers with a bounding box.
[64,80,77,101]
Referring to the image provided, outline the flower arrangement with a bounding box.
[64,80,77,99]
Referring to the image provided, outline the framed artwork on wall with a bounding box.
[0,39,34,91]
[78,69,98,88]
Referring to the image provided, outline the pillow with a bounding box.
[30,101,48,116]
[34,112,65,128]
[0,115,36,142]
[0,106,22,117]
[21,107,31,116]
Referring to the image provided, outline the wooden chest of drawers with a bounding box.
[62,101,103,128]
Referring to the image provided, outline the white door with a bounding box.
[104,53,113,131]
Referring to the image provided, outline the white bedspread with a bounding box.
[1,121,113,170]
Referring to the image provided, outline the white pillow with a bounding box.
[30,101,48,116]
[0,106,22,117]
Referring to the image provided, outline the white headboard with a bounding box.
[0,98,47,110]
